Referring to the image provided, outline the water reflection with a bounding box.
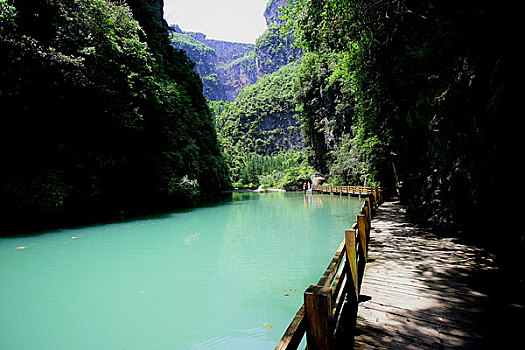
[302,193,325,209]
[0,192,362,350]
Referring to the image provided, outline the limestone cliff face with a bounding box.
[213,0,302,98]
[218,53,257,102]
[191,34,256,101]
[169,27,256,101]
[167,0,305,165]
[254,26,303,77]
[167,0,301,101]
[200,39,254,64]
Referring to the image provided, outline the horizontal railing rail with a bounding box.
[276,189,382,350]
[312,185,384,208]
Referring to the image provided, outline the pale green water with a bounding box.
[0,192,362,350]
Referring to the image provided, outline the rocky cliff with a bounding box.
[218,52,258,102]
[167,0,306,181]
[194,35,257,101]
[213,61,304,156]
[168,0,301,101]
[254,25,302,77]
[169,27,256,101]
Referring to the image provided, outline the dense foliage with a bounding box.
[293,51,357,180]
[255,24,302,77]
[0,0,229,232]
[285,0,524,260]
[211,61,313,189]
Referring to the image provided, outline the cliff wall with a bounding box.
[168,0,301,101]
[169,28,256,101]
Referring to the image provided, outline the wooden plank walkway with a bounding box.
[353,199,502,349]
[276,193,524,349]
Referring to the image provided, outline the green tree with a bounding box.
[285,0,524,263]
[0,0,229,232]
[210,62,310,189]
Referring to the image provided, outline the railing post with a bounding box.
[345,229,359,301]
[305,285,333,350]
[364,198,371,226]
[357,214,368,261]
[356,215,369,291]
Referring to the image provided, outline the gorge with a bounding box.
[169,0,310,190]
[1,0,523,348]
[169,0,302,102]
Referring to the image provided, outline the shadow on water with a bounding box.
[1,191,313,239]
[0,191,258,239]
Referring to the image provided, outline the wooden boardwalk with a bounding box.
[354,199,500,349]
[277,191,524,349]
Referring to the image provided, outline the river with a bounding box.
[0,192,363,349]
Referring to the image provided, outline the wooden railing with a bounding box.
[312,185,383,208]
[276,191,381,350]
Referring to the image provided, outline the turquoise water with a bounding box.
[0,192,362,350]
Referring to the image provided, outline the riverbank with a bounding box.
[222,187,286,194]
[1,191,232,237]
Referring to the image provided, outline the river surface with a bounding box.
[0,192,363,349]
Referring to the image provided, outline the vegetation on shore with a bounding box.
[0,0,229,232]
[2,0,523,272]
[283,0,523,266]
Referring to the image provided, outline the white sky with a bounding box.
[163,0,270,44]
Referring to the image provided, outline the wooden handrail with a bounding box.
[275,191,376,350]
[312,185,384,209]
[275,305,306,350]
[317,240,346,287]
